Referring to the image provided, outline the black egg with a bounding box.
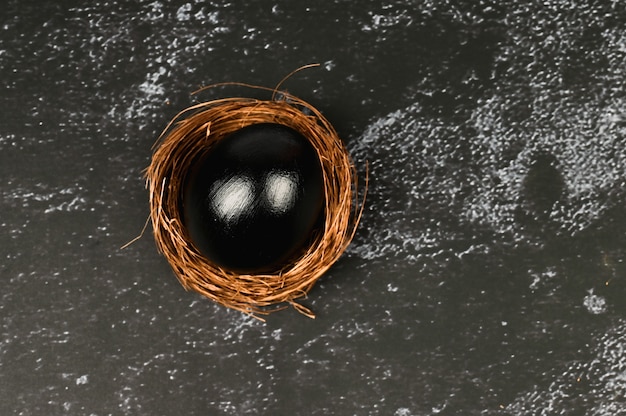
[182,123,325,273]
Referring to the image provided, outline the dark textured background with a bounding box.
[1,1,625,415]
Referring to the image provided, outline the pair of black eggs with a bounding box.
[183,123,325,274]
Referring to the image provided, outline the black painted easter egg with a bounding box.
[182,123,325,273]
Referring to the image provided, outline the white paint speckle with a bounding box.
[76,374,89,385]
[583,289,607,315]
[176,4,192,21]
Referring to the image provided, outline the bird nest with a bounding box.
[144,85,364,319]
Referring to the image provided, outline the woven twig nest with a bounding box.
[145,85,363,319]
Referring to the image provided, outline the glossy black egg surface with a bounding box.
[182,123,325,273]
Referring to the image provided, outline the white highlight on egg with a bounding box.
[210,175,255,224]
[264,171,298,213]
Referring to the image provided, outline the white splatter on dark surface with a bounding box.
[1,1,625,415]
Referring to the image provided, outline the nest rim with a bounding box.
[145,88,363,319]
